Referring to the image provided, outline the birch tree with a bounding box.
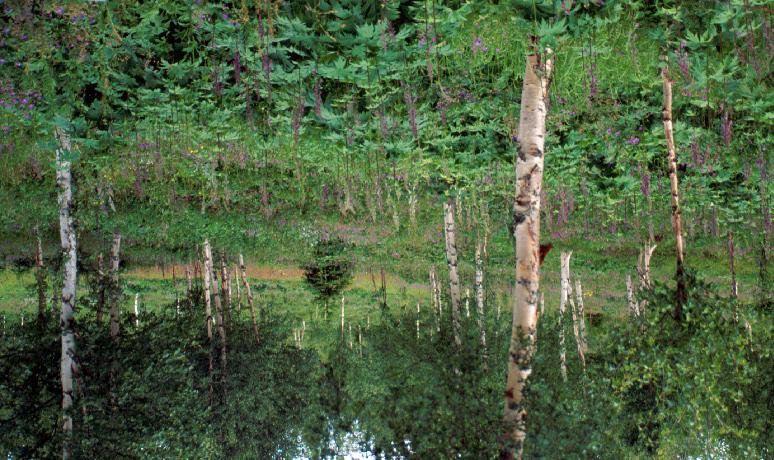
[35,230,47,325]
[109,230,122,340]
[662,66,687,320]
[502,40,553,460]
[56,127,77,460]
[239,254,260,343]
[443,199,462,347]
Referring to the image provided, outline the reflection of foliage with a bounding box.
[303,236,354,311]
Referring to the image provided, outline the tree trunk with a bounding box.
[211,255,227,376]
[133,293,140,326]
[574,279,587,357]
[56,127,77,460]
[443,199,462,347]
[35,230,47,326]
[558,251,571,382]
[662,67,687,320]
[219,251,231,325]
[202,241,215,403]
[238,254,260,343]
[95,253,105,324]
[109,230,121,339]
[626,274,639,317]
[728,231,738,298]
[475,242,487,353]
[636,244,657,291]
[234,265,242,313]
[502,42,552,460]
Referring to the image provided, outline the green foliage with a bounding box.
[303,236,354,309]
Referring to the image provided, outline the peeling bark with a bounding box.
[475,242,487,353]
[56,128,77,460]
[626,274,640,317]
[203,241,215,403]
[109,230,122,339]
[443,199,462,347]
[574,278,587,357]
[662,67,687,320]
[501,43,552,460]
[559,251,571,382]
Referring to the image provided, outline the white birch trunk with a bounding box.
[56,128,77,460]
[558,251,571,382]
[239,254,260,343]
[728,232,738,298]
[202,241,214,341]
[475,243,486,350]
[35,231,47,325]
[133,293,140,326]
[212,260,227,374]
[574,278,587,356]
[109,230,121,339]
[443,200,462,347]
[202,241,215,403]
[662,67,687,319]
[626,274,640,317]
[502,43,552,460]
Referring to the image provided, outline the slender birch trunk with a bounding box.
[416,302,421,339]
[443,199,462,347]
[212,259,227,375]
[234,265,242,313]
[728,231,738,298]
[133,293,140,326]
[568,278,585,371]
[219,251,231,325]
[56,127,77,460]
[636,244,657,291]
[202,241,215,402]
[574,279,587,356]
[238,254,260,343]
[35,230,47,325]
[626,274,640,317]
[96,253,105,324]
[662,67,687,320]
[558,251,571,382]
[109,230,121,339]
[502,42,552,460]
[475,242,487,352]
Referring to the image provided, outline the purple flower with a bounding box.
[626,137,640,145]
[606,127,612,135]
[15,62,22,68]
[0,59,5,65]
[222,13,230,21]
[471,36,486,53]
[55,6,65,15]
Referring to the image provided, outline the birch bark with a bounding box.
[109,230,121,339]
[56,128,77,460]
[501,43,552,460]
[443,199,462,347]
[662,67,687,319]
